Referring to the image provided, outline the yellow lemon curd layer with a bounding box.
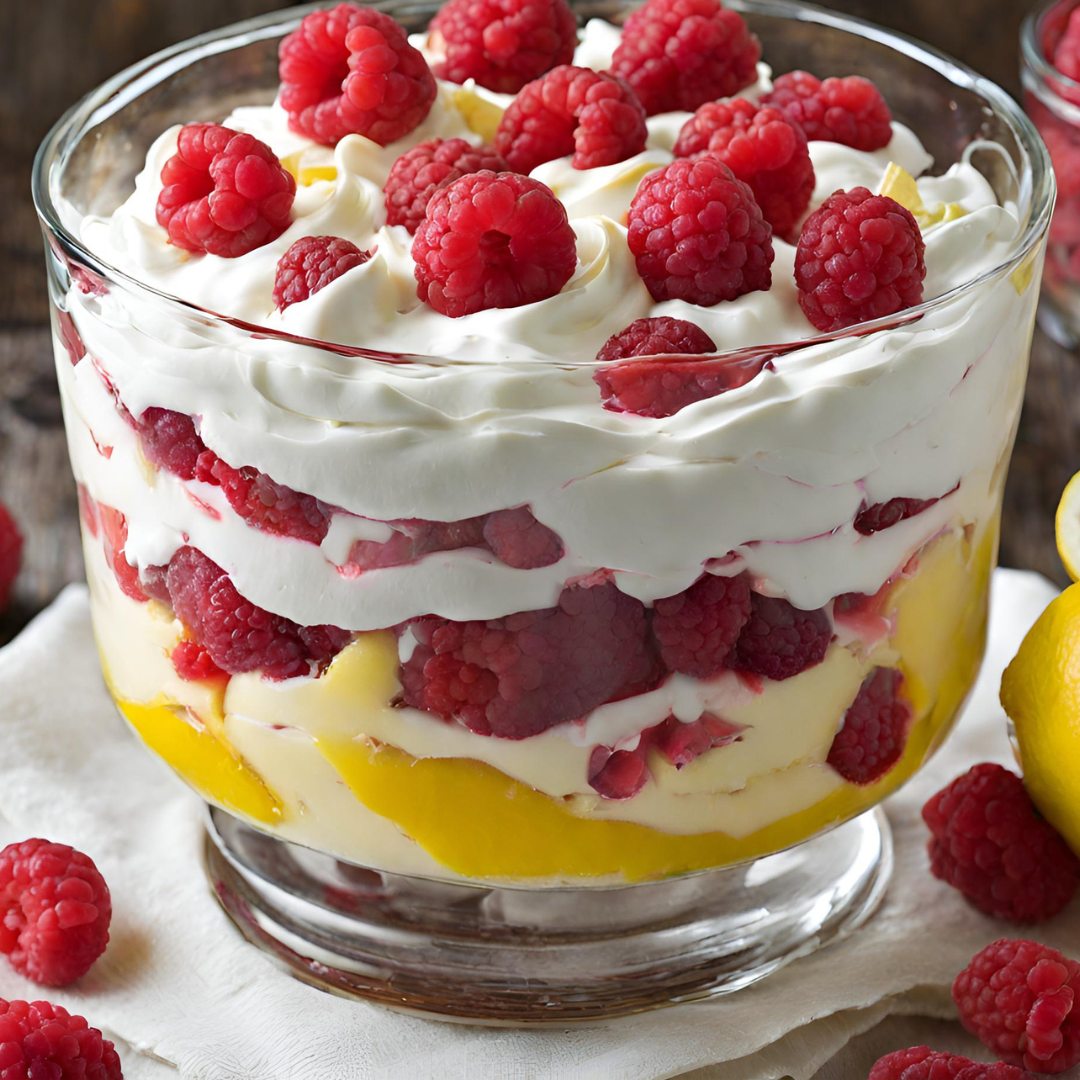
[96,521,994,884]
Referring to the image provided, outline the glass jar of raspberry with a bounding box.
[35,0,1051,1020]
[1024,0,1080,344]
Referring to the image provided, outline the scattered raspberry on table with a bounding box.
[610,0,760,116]
[954,938,1080,1074]
[429,0,578,93]
[870,1045,1034,1079]
[0,498,23,614]
[0,839,111,988]
[0,998,122,1080]
[763,70,893,151]
[278,2,437,146]
[923,763,1080,922]
[156,123,296,258]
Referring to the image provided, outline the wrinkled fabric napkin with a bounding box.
[0,570,1074,1080]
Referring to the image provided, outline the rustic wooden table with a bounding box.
[0,0,1066,1075]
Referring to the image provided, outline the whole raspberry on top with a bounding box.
[870,1046,1033,1080]
[482,507,564,569]
[0,839,111,988]
[954,938,1080,1074]
[0,998,122,1080]
[673,99,815,239]
[399,579,660,738]
[493,65,648,174]
[596,317,716,362]
[652,572,753,679]
[610,0,760,116]
[1053,8,1080,82]
[0,498,23,614]
[795,186,925,332]
[384,138,508,235]
[429,0,578,94]
[272,235,372,309]
[156,123,296,258]
[763,71,893,151]
[827,666,911,785]
[165,546,350,679]
[922,763,1080,923]
[412,171,577,317]
[628,156,774,306]
[730,592,831,681]
[279,3,436,147]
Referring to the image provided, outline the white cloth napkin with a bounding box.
[0,569,1075,1080]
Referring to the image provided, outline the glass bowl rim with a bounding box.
[33,0,1055,369]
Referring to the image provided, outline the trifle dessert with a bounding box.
[51,0,1043,888]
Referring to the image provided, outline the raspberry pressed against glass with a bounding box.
[347,516,487,570]
[869,1046,1033,1080]
[954,938,1080,1074]
[855,494,942,536]
[795,186,926,332]
[430,0,578,94]
[730,591,832,681]
[412,171,577,317]
[627,156,774,306]
[596,317,716,362]
[399,579,660,739]
[0,498,22,614]
[588,747,650,800]
[763,71,893,151]
[98,505,147,603]
[0,839,111,988]
[172,639,228,683]
[652,572,753,679]
[273,235,372,309]
[493,65,648,174]
[610,0,760,116]
[923,763,1080,923]
[826,666,912,785]
[673,99,815,239]
[0,998,122,1080]
[165,546,350,679]
[384,138,508,235]
[482,507,564,569]
[156,123,296,257]
[136,407,204,481]
[278,2,436,146]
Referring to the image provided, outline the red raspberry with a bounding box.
[923,764,1080,923]
[648,713,744,767]
[156,123,296,257]
[673,99,814,239]
[482,507,564,569]
[855,494,941,535]
[609,0,760,116]
[826,666,911,785]
[412,171,577,317]
[596,317,716,362]
[869,1046,1033,1080]
[273,235,372,309]
[493,65,648,174]
[0,998,122,1080]
[588,746,649,800]
[627,156,774,306]
[98,505,147,603]
[347,516,487,570]
[795,186,925,332]
[430,0,578,94]
[763,71,893,151]
[730,591,831,681]
[55,307,86,366]
[172,639,228,683]
[954,938,1080,1074]
[1054,8,1080,81]
[384,138,508,235]
[278,3,436,147]
[136,407,204,480]
[652,572,753,679]
[0,840,111,988]
[165,546,350,679]
[0,498,23,614]
[400,579,660,738]
[194,452,334,546]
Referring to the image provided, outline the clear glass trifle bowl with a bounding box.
[34,0,1051,1020]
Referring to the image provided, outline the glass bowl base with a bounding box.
[204,805,893,1023]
